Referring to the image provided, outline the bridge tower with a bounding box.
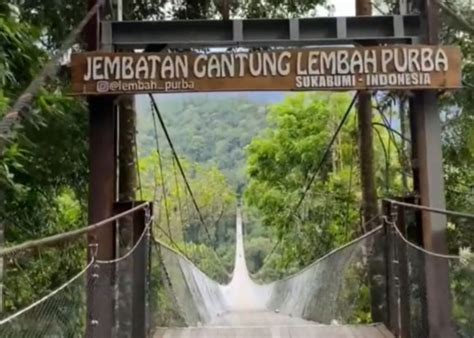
[78,0,458,337]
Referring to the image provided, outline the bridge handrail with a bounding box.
[384,216,465,260]
[151,235,215,277]
[265,222,383,285]
[0,202,151,257]
[383,198,474,220]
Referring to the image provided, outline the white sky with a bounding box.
[327,0,356,16]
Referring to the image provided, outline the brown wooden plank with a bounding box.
[71,46,462,95]
[154,324,395,338]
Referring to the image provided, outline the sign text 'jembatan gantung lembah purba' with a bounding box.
[71,46,462,95]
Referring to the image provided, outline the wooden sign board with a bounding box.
[71,46,462,95]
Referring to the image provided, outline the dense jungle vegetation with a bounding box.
[0,0,472,333]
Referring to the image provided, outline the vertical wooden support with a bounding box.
[396,201,412,338]
[410,92,454,338]
[355,0,387,325]
[114,202,134,337]
[132,204,149,338]
[409,1,455,337]
[85,2,117,336]
[382,201,399,336]
[113,201,150,338]
[87,96,117,337]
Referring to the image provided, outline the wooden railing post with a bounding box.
[382,200,399,336]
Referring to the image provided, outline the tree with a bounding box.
[0,4,89,316]
[139,153,236,257]
[244,92,404,271]
[245,93,362,268]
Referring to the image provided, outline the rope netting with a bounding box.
[0,238,90,337]
[385,213,474,338]
[400,238,474,338]
[265,225,385,324]
[0,206,471,337]
[147,225,387,329]
[0,210,153,337]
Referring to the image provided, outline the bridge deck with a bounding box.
[154,311,394,338]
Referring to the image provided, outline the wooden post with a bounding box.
[87,96,117,337]
[85,1,118,337]
[356,0,386,325]
[409,1,455,337]
[396,200,412,338]
[382,201,400,335]
[132,204,149,338]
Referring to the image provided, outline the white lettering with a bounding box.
[382,49,394,73]
[277,52,291,76]
[122,57,134,80]
[93,57,104,80]
[194,55,207,78]
[435,49,448,71]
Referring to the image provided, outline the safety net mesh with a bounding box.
[147,239,227,332]
[147,227,387,330]
[1,217,471,337]
[265,227,385,324]
[0,240,90,337]
[0,221,152,338]
[390,230,474,338]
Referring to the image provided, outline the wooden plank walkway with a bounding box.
[154,311,394,338]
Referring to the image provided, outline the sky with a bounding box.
[327,0,356,16]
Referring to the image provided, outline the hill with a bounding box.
[136,93,280,190]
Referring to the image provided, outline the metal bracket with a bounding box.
[106,15,421,49]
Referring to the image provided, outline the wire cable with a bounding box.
[436,0,474,35]
[373,124,390,193]
[385,216,464,260]
[289,93,359,222]
[150,103,172,239]
[384,198,474,220]
[0,203,150,257]
[172,157,185,227]
[343,129,356,241]
[148,94,229,276]
[149,94,213,243]
[134,126,144,201]
[259,93,359,270]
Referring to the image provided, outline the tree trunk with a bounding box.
[356,0,386,325]
[399,98,409,193]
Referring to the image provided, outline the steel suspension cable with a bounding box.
[259,93,359,269]
[384,216,464,260]
[172,157,185,227]
[149,106,192,258]
[134,125,144,201]
[149,94,214,242]
[0,0,105,152]
[343,122,356,240]
[384,198,474,220]
[150,103,172,239]
[148,94,229,276]
[0,202,150,257]
[290,93,359,218]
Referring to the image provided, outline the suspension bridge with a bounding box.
[0,198,471,337]
[0,0,473,337]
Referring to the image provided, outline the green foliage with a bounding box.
[139,151,237,280]
[245,93,364,268]
[137,94,268,190]
[0,3,88,317]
